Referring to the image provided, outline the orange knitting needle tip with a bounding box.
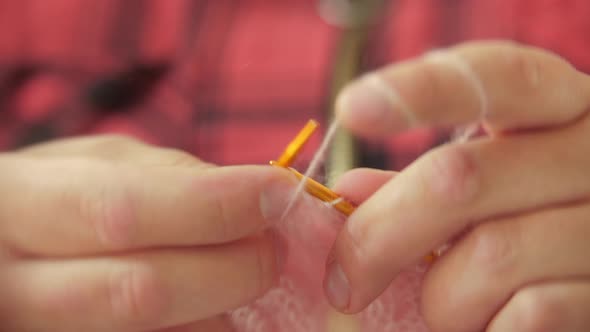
[287,167,356,216]
[275,119,319,167]
[269,119,440,263]
[271,161,355,215]
[269,119,355,215]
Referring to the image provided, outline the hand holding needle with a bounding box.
[269,119,438,262]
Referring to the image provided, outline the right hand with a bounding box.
[0,135,298,332]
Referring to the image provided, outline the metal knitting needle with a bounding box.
[270,119,356,216]
[269,119,438,263]
[289,167,356,215]
[275,119,319,167]
[277,164,356,216]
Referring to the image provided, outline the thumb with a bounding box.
[332,168,398,205]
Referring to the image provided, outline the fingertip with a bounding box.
[258,168,300,223]
[332,168,395,190]
[323,225,391,314]
[336,75,408,137]
[182,165,299,243]
[332,168,396,204]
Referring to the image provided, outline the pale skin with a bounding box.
[0,135,305,331]
[326,41,590,331]
[1,40,589,332]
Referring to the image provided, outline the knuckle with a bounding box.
[468,223,517,276]
[156,148,203,167]
[416,61,447,111]
[504,47,542,92]
[510,288,563,332]
[423,145,480,205]
[109,264,168,329]
[455,40,542,93]
[80,173,137,249]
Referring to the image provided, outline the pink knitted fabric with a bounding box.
[230,193,430,332]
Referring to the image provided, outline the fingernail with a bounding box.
[260,179,295,223]
[337,74,408,134]
[324,261,350,310]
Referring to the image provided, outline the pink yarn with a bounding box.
[230,193,431,332]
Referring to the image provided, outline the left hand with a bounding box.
[324,41,590,332]
[0,135,297,332]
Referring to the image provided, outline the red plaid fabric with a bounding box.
[1,0,589,170]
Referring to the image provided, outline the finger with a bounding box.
[0,155,298,255]
[332,168,397,204]
[488,281,590,332]
[421,204,590,332]
[0,235,276,332]
[336,41,590,137]
[324,117,590,312]
[153,316,234,332]
[18,135,208,167]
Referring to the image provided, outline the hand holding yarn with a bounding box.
[329,41,590,332]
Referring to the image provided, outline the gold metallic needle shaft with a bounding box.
[270,119,438,263]
[270,119,355,216]
[287,167,356,216]
[276,119,319,167]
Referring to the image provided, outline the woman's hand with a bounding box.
[326,41,590,332]
[0,135,296,332]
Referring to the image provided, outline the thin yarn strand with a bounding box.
[280,120,341,221]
